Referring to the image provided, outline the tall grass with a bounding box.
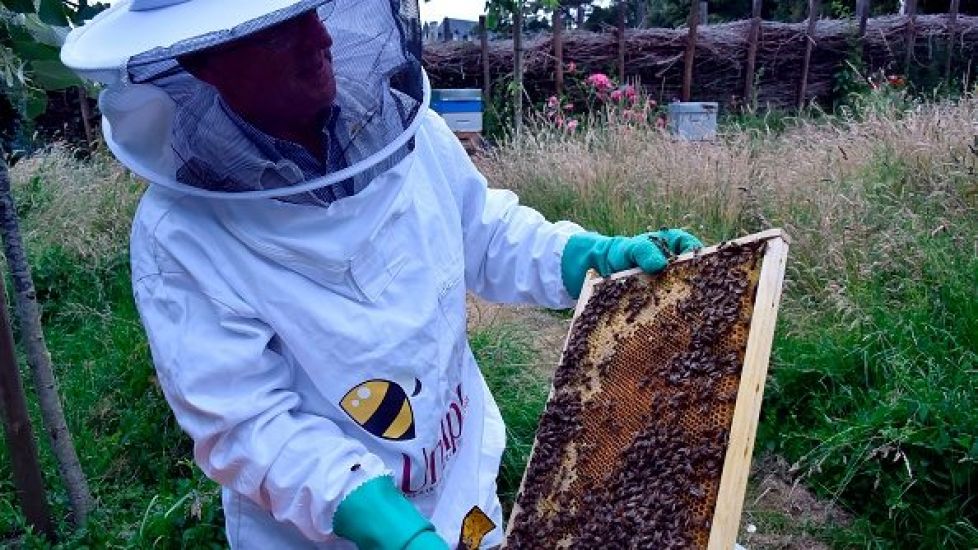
[481,97,978,547]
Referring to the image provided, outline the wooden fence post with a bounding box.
[514,3,524,137]
[480,16,491,103]
[554,8,564,97]
[744,0,763,107]
[903,0,916,74]
[682,0,701,101]
[76,87,95,150]
[856,0,871,36]
[798,0,821,110]
[946,0,960,82]
[0,167,54,542]
[617,1,626,82]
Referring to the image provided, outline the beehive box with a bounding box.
[504,229,789,549]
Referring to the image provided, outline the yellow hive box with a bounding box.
[504,229,789,549]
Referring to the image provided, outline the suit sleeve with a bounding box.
[424,112,585,308]
[133,271,389,543]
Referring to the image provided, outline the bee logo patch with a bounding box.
[341,379,417,441]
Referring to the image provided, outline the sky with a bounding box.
[419,0,486,24]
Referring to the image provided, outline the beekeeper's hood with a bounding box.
[60,0,427,200]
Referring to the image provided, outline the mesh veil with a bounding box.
[96,0,425,203]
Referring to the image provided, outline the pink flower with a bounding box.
[622,109,637,121]
[566,119,579,131]
[567,61,577,74]
[547,95,559,109]
[586,73,614,92]
[563,103,575,111]
[624,85,637,102]
[610,89,624,102]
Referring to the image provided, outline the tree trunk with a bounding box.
[0,168,54,540]
[744,0,763,106]
[554,7,564,97]
[903,0,917,75]
[947,0,960,83]
[635,0,647,28]
[76,86,95,150]
[0,162,93,526]
[617,1,626,81]
[514,2,524,138]
[798,0,821,110]
[480,15,491,103]
[682,0,701,101]
[856,0,871,36]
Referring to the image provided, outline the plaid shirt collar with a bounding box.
[217,98,356,205]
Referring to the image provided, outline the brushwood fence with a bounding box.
[423,13,978,112]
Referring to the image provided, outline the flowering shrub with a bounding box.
[535,64,666,134]
[837,69,913,119]
[585,73,613,93]
[544,94,579,133]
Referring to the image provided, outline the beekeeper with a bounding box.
[61,1,701,548]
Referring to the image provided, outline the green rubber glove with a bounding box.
[333,476,449,550]
[561,229,703,299]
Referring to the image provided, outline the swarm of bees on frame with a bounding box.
[506,241,765,549]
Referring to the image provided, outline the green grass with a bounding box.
[470,325,551,517]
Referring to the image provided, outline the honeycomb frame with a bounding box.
[504,229,790,549]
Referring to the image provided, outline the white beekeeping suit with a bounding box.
[61,0,583,547]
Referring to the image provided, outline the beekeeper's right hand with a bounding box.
[333,476,450,550]
[560,228,704,298]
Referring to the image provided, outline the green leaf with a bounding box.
[71,2,110,25]
[10,36,61,63]
[37,0,69,26]
[0,0,36,14]
[24,88,47,118]
[30,58,80,90]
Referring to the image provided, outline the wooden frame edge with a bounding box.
[706,236,790,550]
[600,229,789,284]
[503,270,601,544]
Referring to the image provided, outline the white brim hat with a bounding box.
[61,0,328,85]
[60,0,429,202]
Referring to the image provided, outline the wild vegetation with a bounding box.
[480,89,978,547]
[0,83,976,549]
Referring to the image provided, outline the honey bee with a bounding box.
[340,379,417,441]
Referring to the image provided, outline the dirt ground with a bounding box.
[465,295,571,373]
[740,456,851,549]
[466,298,850,549]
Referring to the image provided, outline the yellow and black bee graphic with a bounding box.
[340,379,418,441]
